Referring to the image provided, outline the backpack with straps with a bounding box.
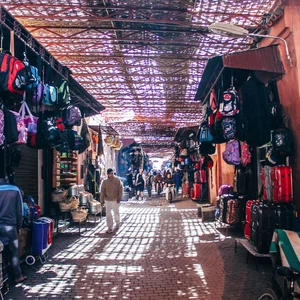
[271,127,294,157]
[222,140,241,165]
[0,52,31,95]
[43,84,58,105]
[57,80,70,106]
[62,105,82,127]
[219,88,240,117]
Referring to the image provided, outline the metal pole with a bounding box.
[249,33,292,67]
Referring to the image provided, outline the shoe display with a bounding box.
[106,229,113,234]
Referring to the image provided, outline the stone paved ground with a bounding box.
[4,195,273,299]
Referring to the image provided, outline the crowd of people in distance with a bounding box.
[125,168,186,200]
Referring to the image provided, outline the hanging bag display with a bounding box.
[218,87,240,117]
[222,140,241,165]
[62,105,82,127]
[3,106,19,144]
[22,101,38,134]
[222,117,236,140]
[271,127,294,157]
[42,84,58,105]
[15,103,26,145]
[240,141,251,166]
[0,52,31,95]
[198,121,213,143]
[57,79,70,106]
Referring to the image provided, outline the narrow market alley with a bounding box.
[7,196,272,300]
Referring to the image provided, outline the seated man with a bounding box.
[164,172,175,201]
[154,172,164,193]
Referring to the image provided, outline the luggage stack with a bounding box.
[226,199,240,225]
[243,165,295,253]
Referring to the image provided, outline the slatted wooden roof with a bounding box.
[2,0,278,153]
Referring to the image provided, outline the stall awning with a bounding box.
[194,45,285,103]
[88,125,118,136]
[174,126,199,142]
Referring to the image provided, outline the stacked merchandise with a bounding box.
[0,51,92,178]
[244,128,294,253]
[174,134,208,201]
[216,185,240,225]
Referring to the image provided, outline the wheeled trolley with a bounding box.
[25,218,53,265]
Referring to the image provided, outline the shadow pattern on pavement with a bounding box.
[6,196,272,299]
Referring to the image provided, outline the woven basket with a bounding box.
[71,208,88,222]
[62,189,68,199]
[59,201,73,212]
[52,191,64,202]
[69,196,79,210]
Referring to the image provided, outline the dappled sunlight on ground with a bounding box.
[8,196,272,299]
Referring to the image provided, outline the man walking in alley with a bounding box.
[100,168,123,234]
[0,172,27,283]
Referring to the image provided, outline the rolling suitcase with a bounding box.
[272,166,293,203]
[189,188,194,199]
[32,220,49,256]
[193,183,201,199]
[194,171,201,184]
[182,183,187,196]
[238,195,248,222]
[200,183,208,202]
[200,170,207,183]
[261,165,273,201]
[226,199,240,225]
[219,195,232,223]
[251,203,276,253]
[244,200,259,240]
[275,203,294,230]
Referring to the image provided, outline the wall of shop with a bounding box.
[259,0,300,210]
[205,1,300,208]
[209,144,235,204]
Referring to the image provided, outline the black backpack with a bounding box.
[272,127,294,157]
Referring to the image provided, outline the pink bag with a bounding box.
[12,109,26,145]
[16,101,38,144]
[22,102,38,134]
[240,141,251,166]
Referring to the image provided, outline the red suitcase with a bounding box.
[193,183,201,199]
[244,200,259,240]
[186,182,190,195]
[182,183,187,196]
[271,166,293,203]
[194,171,201,183]
[200,170,207,183]
[189,188,194,199]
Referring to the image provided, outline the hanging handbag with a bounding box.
[22,101,38,134]
[198,121,213,142]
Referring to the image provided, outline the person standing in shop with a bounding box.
[146,171,154,199]
[173,169,182,194]
[135,169,146,200]
[0,173,27,283]
[100,168,124,234]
